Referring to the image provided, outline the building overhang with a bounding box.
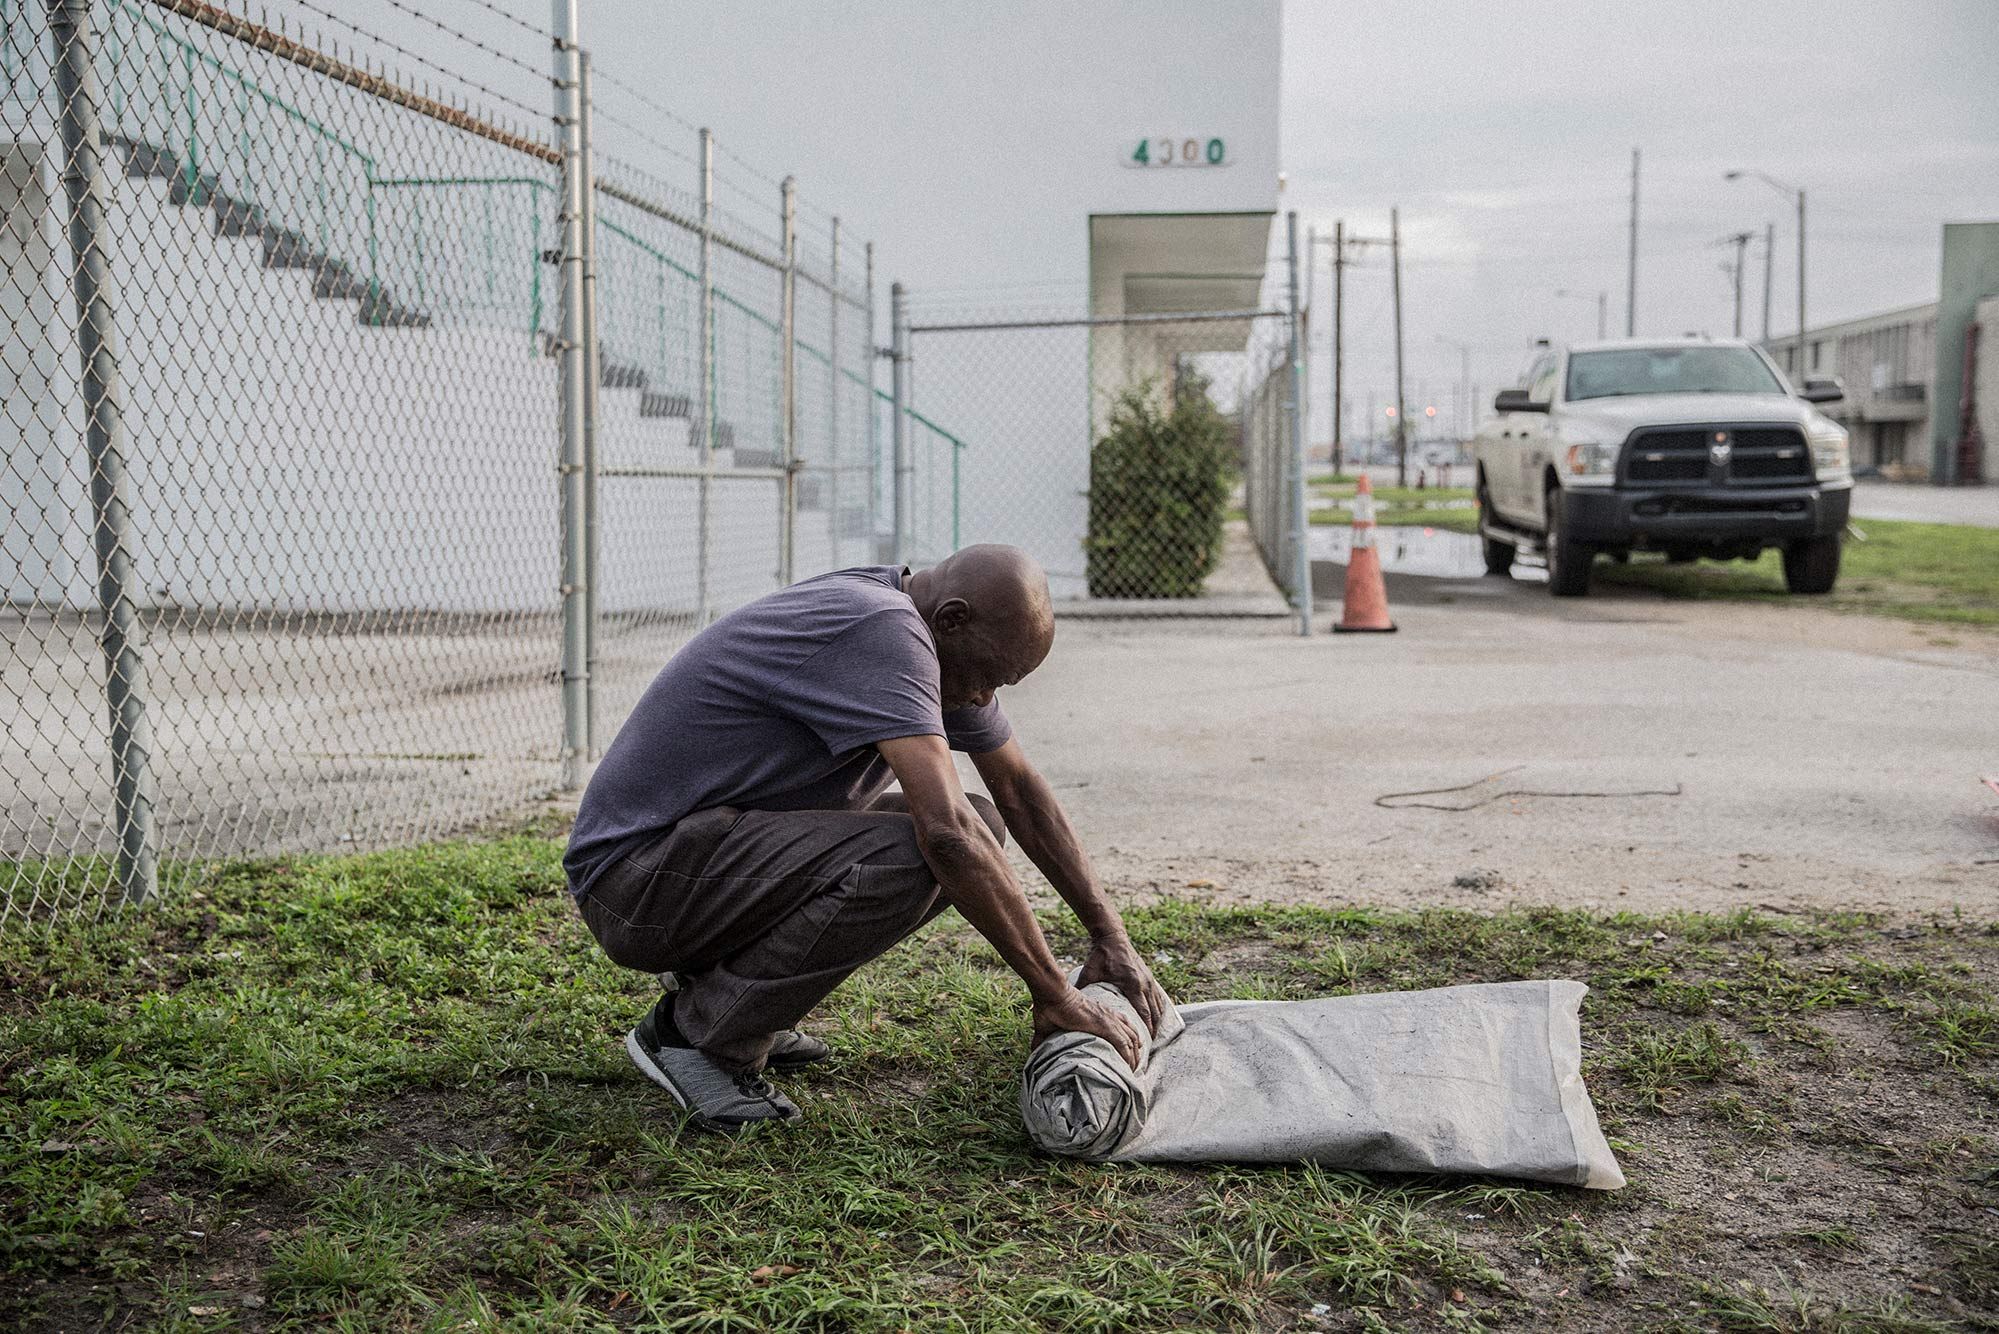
[1088,211,1275,349]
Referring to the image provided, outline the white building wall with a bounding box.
[6,150,803,614]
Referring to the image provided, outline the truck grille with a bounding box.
[1621,425,1812,486]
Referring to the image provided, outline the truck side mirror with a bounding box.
[1800,377,1844,404]
[1494,388,1548,414]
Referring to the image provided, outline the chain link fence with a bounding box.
[1,0,944,923]
[897,302,1307,609]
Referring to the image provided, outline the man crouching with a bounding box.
[564,544,1169,1130]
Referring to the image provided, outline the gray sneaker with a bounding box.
[656,974,826,1070]
[766,1029,831,1070]
[625,997,800,1131]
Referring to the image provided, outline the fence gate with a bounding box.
[898,304,1307,616]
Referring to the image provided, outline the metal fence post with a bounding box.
[828,216,841,568]
[551,0,589,788]
[865,242,878,557]
[575,48,600,756]
[49,0,159,904]
[1286,211,1312,636]
[780,176,797,585]
[696,127,714,622]
[890,281,910,566]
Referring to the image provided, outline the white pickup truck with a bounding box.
[1473,338,1853,597]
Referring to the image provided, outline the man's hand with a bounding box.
[1031,987,1143,1070]
[1076,932,1172,1037]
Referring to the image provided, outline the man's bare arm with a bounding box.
[972,739,1172,1035]
[876,734,1141,1067]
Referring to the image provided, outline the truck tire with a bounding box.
[1476,477,1514,575]
[1782,533,1842,594]
[1544,487,1593,597]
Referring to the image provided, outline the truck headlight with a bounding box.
[1807,420,1850,480]
[1565,442,1618,478]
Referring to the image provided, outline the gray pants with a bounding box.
[577,791,1005,1072]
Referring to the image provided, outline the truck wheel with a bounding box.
[1476,476,1514,574]
[1544,488,1593,597]
[1782,533,1842,594]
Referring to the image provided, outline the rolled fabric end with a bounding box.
[1019,981,1170,1159]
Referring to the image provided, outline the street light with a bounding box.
[1725,169,1805,372]
[1552,288,1608,340]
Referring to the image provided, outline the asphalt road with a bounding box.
[991,569,1999,918]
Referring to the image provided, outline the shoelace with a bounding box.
[734,1071,780,1103]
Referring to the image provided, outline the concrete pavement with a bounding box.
[992,574,1999,918]
[1851,479,1999,528]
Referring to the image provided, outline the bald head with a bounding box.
[906,544,1055,710]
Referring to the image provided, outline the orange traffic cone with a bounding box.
[1334,475,1397,633]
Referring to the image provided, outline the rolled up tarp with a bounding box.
[1020,978,1624,1190]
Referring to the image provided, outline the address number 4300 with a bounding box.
[1129,137,1227,168]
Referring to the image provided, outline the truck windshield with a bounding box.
[1565,347,1786,401]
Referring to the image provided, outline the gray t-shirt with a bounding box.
[565,565,1011,897]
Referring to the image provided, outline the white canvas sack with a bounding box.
[1021,978,1625,1190]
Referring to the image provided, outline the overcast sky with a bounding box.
[580,0,1999,438]
[1282,0,1999,435]
[274,0,1999,441]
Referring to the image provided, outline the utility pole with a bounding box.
[1796,189,1807,359]
[1625,148,1640,336]
[1391,206,1407,487]
[1732,232,1750,337]
[1726,171,1807,366]
[1331,222,1397,471]
[1332,219,1345,477]
[1760,222,1774,346]
[1717,230,1752,337]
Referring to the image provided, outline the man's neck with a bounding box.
[902,567,941,641]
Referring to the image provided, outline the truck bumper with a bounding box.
[1563,484,1850,547]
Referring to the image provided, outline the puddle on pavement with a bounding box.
[1309,524,1548,581]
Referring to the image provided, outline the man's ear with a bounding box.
[932,597,971,635]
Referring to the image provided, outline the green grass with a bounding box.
[1598,517,1999,626]
[1310,480,1481,535]
[3,843,1996,1329]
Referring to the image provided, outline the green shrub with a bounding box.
[1085,374,1236,598]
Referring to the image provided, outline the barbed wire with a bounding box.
[590,59,840,227]
[272,0,548,126]
[591,102,699,171]
[439,0,552,43]
[374,0,547,82]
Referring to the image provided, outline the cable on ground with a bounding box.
[1374,765,1684,812]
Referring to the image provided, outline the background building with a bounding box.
[1769,221,1999,483]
